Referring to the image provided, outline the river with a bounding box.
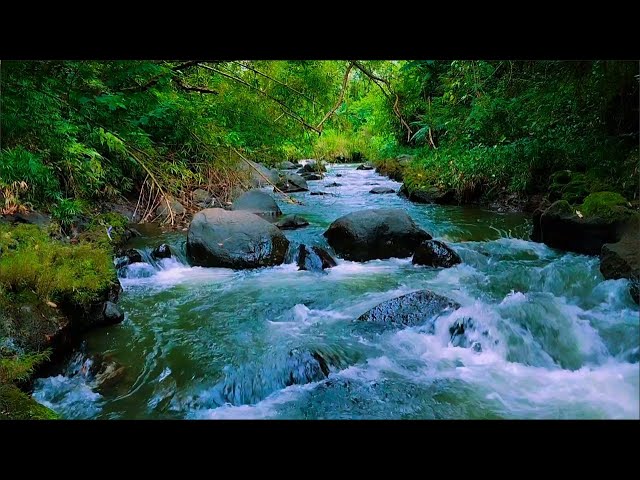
[32,163,640,419]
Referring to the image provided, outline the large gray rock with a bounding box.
[186,208,289,269]
[239,159,279,188]
[275,173,308,193]
[412,240,462,268]
[356,290,460,330]
[323,208,431,262]
[279,161,298,170]
[103,301,125,325]
[155,197,185,220]
[232,190,282,218]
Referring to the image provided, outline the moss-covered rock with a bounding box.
[600,215,640,304]
[580,192,633,220]
[0,384,59,420]
[537,199,631,255]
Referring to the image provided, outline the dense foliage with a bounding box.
[2,60,637,214]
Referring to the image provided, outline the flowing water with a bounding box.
[33,164,640,419]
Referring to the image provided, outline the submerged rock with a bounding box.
[369,187,395,194]
[151,243,172,260]
[324,208,431,262]
[275,173,309,193]
[412,240,462,268]
[186,208,289,269]
[297,245,337,271]
[275,214,309,230]
[232,190,282,217]
[310,191,333,196]
[325,182,342,188]
[356,290,460,330]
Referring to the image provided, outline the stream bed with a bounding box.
[33,164,639,419]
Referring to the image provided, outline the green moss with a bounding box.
[545,200,574,216]
[0,223,117,306]
[579,192,633,220]
[0,351,50,384]
[79,212,129,250]
[0,384,59,420]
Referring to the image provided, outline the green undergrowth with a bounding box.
[0,223,117,306]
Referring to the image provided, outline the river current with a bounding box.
[33,164,639,419]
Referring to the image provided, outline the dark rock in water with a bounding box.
[449,318,475,348]
[356,163,374,170]
[151,243,172,260]
[275,214,309,230]
[538,200,633,255]
[398,184,456,205]
[324,208,431,262]
[299,160,326,173]
[412,240,462,268]
[297,245,337,271]
[370,187,395,194]
[275,173,309,193]
[103,301,125,325]
[186,208,289,269]
[325,182,342,188]
[356,290,460,330]
[336,173,343,177]
[301,173,323,181]
[600,216,640,304]
[115,248,143,269]
[310,191,333,196]
[232,190,282,217]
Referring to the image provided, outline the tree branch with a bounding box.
[197,62,321,134]
[230,61,316,105]
[173,77,219,95]
[316,61,354,131]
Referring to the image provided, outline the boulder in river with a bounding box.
[356,163,374,170]
[301,173,323,181]
[398,184,456,205]
[151,243,172,260]
[299,160,326,173]
[356,290,460,330]
[275,214,309,230]
[324,208,431,262]
[103,301,125,325]
[275,173,309,193]
[324,182,342,188]
[297,245,337,272]
[239,159,279,188]
[279,161,298,170]
[412,240,462,268]
[600,215,640,304]
[115,248,143,269]
[232,190,282,218]
[536,194,635,255]
[369,187,395,194]
[186,208,289,269]
[310,191,333,196]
